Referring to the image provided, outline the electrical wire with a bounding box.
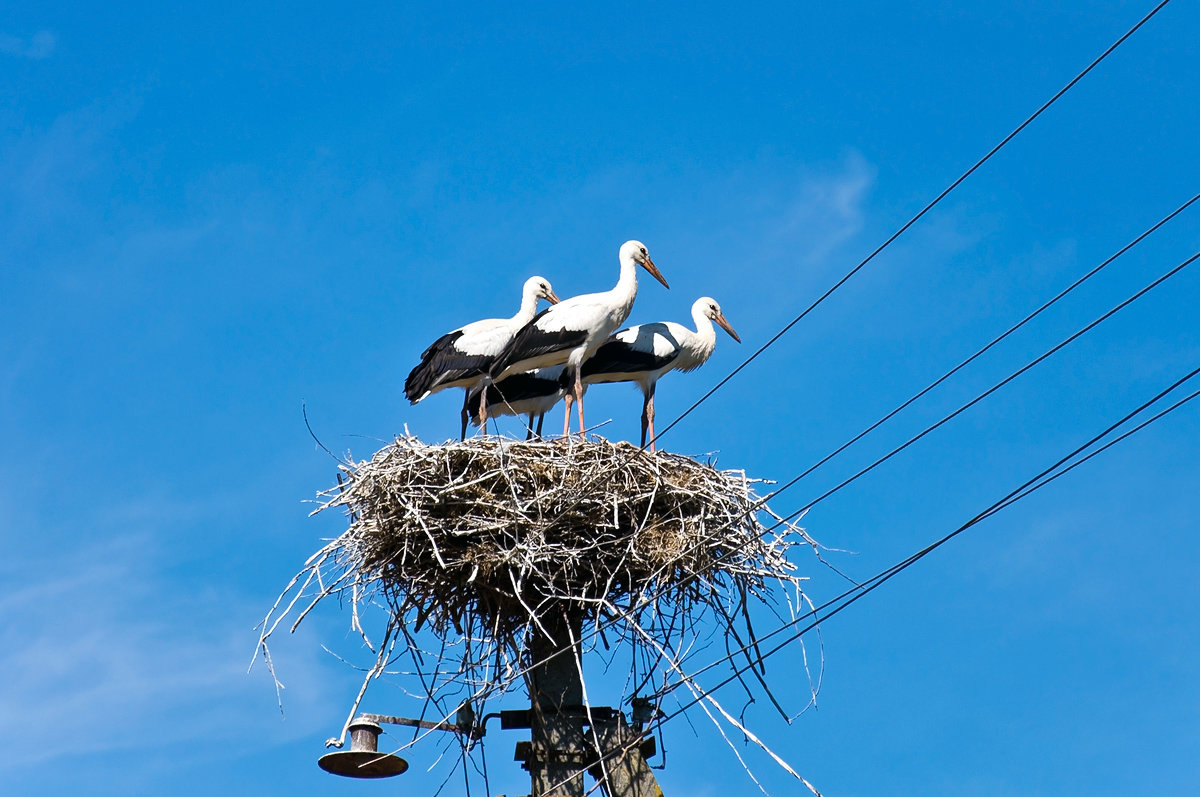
[563,369,1200,792]
[751,193,1199,511]
[649,0,1178,449]
[753,247,1199,542]
[651,364,1200,705]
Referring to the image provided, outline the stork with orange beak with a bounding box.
[582,297,740,450]
[405,275,560,440]
[489,241,669,437]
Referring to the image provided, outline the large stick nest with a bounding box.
[319,435,799,641]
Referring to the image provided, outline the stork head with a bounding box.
[696,297,741,343]
[620,240,669,289]
[524,275,561,305]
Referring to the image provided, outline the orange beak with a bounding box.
[546,289,562,304]
[714,311,740,343]
[641,255,669,289]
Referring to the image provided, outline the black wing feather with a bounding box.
[489,309,588,377]
[582,338,676,379]
[419,329,460,361]
[404,330,494,402]
[490,371,565,404]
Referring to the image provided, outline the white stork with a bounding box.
[404,275,560,440]
[466,365,571,440]
[581,297,739,451]
[489,240,669,437]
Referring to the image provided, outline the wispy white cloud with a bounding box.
[0,525,336,774]
[0,95,140,236]
[0,30,55,59]
[671,151,877,324]
[771,150,876,267]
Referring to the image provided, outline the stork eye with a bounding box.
[640,247,647,255]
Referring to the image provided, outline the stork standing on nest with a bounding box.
[489,240,669,437]
[404,275,560,440]
[466,365,570,440]
[582,297,740,451]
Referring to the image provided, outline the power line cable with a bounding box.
[649,0,1178,449]
[754,246,1199,538]
[752,193,1199,509]
[574,369,1200,787]
[627,198,1200,611]
[632,240,1200,606]
[651,364,1200,704]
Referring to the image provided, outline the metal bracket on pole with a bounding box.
[511,706,664,797]
[586,712,664,797]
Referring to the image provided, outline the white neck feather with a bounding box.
[513,283,542,325]
[678,301,717,370]
[606,249,640,326]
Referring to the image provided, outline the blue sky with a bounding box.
[2,2,1198,794]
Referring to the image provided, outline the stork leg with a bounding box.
[476,386,489,436]
[460,390,471,442]
[644,383,657,452]
[563,390,574,437]
[525,413,535,441]
[640,393,650,449]
[574,368,585,437]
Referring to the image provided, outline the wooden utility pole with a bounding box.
[523,609,663,797]
[527,610,587,796]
